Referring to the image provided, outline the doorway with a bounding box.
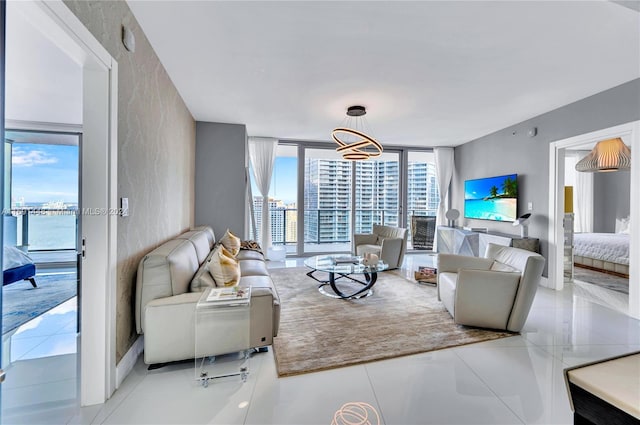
[1,130,81,417]
[548,120,639,319]
[1,0,118,410]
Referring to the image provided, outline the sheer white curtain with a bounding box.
[574,160,594,233]
[566,151,594,233]
[248,137,278,252]
[434,147,455,227]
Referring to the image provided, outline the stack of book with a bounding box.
[205,286,250,305]
[414,266,437,285]
[332,256,360,265]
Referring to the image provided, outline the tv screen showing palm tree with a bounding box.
[464,174,518,222]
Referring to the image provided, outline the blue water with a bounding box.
[465,198,517,222]
[18,215,78,250]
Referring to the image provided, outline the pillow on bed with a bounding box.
[615,216,630,234]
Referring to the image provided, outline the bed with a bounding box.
[573,232,629,277]
[2,246,37,287]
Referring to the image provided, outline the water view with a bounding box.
[17,214,77,251]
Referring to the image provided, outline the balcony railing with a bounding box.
[251,208,437,249]
[7,208,78,251]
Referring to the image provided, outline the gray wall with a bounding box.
[594,170,631,232]
[195,122,247,239]
[65,1,196,363]
[453,78,640,274]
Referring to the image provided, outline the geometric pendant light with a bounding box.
[332,105,383,161]
[575,137,631,172]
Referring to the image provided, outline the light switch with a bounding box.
[528,202,533,211]
[121,197,129,217]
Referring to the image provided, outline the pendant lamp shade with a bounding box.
[575,138,631,172]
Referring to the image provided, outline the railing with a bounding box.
[7,208,78,251]
[251,208,437,247]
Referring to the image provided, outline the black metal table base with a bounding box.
[306,269,377,299]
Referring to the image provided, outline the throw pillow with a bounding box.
[490,261,519,273]
[207,246,240,287]
[220,229,241,256]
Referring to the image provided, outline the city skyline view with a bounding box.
[249,153,439,248]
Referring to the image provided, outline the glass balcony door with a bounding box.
[248,144,298,254]
[354,152,401,235]
[406,151,438,250]
[303,148,353,253]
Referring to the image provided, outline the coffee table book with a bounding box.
[205,286,250,305]
[332,256,360,265]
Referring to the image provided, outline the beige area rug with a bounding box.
[271,267,514,377]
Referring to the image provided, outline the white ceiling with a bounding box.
[5,1,82,126]
[127,0,640,147]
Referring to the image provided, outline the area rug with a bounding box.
[2,272,77,335]
[574,266,628,294]
[271,267,514,377]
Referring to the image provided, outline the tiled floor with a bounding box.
[2,253,639,425]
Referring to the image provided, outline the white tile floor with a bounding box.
[2,253,639,425]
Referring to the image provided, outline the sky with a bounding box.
[250,156,297,204]
[11,143,79,204]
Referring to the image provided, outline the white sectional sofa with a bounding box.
[135,226,280,365]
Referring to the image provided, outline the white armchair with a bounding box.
[353,225,408,269]
[437,243,545,332]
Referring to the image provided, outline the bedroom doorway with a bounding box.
[548,120,639,319]
[1,0,119,408]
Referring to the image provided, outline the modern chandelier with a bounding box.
[332,105,383,161]
[575,137,631,172]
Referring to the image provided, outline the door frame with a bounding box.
[10,0,119,405]
[548,120,639,319]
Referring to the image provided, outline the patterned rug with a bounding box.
[2,272,77,334]
[271,267,514,377]
[573,266,629,294]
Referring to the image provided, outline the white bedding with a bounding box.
[574,233,629,266]
[3,246,34,271]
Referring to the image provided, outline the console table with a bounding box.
[565,351,640,424]
[195,287,251,387]
[436,226,540,257]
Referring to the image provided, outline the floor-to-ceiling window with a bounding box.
[249,144,298,253]
[249,142,438,256]
[406,151,439,249]
[303,148,353,253]
[354,152,400,233]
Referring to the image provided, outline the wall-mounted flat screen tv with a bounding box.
[464,174,518,222]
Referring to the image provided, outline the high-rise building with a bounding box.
[304,158,352,244]
[252,197,288,245]
[252,157,438,247]
[285,205,297,244]
[407,161,439,216]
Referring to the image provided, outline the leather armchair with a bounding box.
[353,225,408,269]
[437,243,545,332]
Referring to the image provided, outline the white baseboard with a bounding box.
[539,275,552,289]
[116,335,144,389]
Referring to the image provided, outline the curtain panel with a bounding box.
[248,137,278,253]
[434,147,455,227]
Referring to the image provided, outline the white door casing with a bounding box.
[12,0,118,405]
[548,120,639,319]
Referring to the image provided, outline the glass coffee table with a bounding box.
[304,254,388,299]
